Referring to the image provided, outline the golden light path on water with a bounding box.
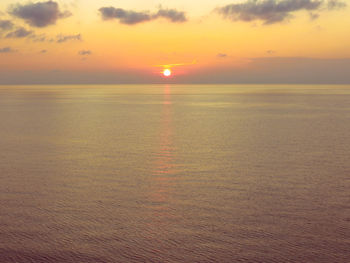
[149,84,176,223]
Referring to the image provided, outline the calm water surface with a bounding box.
[0,85,349,262]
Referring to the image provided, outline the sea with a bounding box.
[0,84,349,262]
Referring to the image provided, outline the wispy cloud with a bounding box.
[0,47,16,53]
[309,12,320,20]
[9,1,72,28]
[217,53,228,58]
[154,60,197,70]
[2,30,82,43]
[327,0,347,9]
[78,50,92,56]
[6,27,33,38]
[29,33,50,42]
[99,7,187,25]
[56,34,81,43]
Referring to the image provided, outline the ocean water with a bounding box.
[0,84,349,263]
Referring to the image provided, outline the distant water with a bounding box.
[0,85,349,263]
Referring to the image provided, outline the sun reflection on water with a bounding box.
[148,85,179,215]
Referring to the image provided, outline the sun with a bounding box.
[163,69,171,77]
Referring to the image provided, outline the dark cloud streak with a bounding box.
[217,53,228,58]
[56,34,81,43]
[217,0,346,24]
[99,7,151,24]
[0,47,16,53]
[99,6,187,25]
[6,27,33,38]
[79,50,92,56]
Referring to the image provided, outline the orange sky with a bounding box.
[0,0,349,84]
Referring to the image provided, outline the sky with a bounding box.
[0,0,349,84]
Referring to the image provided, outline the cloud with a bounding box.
[155,8,187,23]
[9,1,72,28]
[309,12,320,20]
[0,20,14,31]
[6,27,33,38]
[56,33,81,43]
[78,50,92,56]
[99,6,187,25]
[0,47,16,53]
[3,31,81,43]
[327,0,347,9]
[216,0,345,24]
[29,33,50,42]
[99,7,151,24]
[217,53,228,58]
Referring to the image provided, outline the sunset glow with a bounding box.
[0,0,349,84]
[163,69,172,77]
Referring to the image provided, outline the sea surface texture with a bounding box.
[0,85,349,262]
